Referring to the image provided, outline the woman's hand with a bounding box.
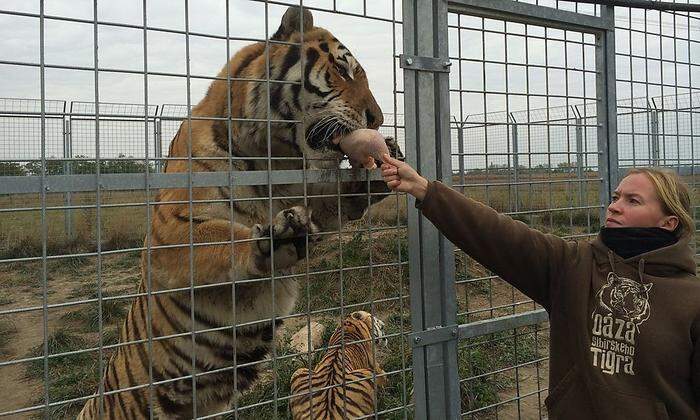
[381,154,430,201]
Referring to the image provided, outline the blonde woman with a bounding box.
[381,154,696,420]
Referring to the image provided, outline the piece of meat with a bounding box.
[334,129,390,169]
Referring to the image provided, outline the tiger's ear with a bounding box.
[272,6,313,41]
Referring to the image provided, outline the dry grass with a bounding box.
[0,170,695,418]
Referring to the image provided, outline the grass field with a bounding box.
[0,171,696,418]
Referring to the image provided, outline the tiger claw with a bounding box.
[252,206,320,271]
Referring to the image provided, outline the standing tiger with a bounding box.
[78,6,400,419]
[289,311,387,420]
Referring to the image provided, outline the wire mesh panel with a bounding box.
[613,4,700,270]
[447,2,607,418]
[0,1,411,419]
[447,1,699,419]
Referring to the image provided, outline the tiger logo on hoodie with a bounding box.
[589,272,653,376]
[593,272,652,330]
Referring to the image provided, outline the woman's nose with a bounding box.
[608,201,621,214]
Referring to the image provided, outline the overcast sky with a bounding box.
[1,0,699,120]
[0,0,403,114]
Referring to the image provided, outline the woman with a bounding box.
[380,154,697,419]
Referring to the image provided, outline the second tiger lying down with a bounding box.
[289,311,387,419]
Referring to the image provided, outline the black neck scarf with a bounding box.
[600,227,678,259]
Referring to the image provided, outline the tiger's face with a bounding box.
[350,310,388,348]
[270,7,384,168]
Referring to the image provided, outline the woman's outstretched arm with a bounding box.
[381,154,577,310]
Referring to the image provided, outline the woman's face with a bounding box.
[606,173,678,231]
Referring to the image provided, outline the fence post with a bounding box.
[575,108,585,206]
[402,1,460,418]
[509,113,519,212]
[63,104,75,240]
[650,106,660,167]
[155,116,162,173]
[595,5,618,220]
[457,120,465,194]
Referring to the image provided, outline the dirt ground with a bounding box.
[0,232,551,419]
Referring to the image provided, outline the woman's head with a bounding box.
[606,168,693,237]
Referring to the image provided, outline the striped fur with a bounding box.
[78,6,399,419]
[289,311,387,420]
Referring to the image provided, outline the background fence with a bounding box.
[0,0,698,419]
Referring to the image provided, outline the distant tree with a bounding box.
[100,154,151,174]
[0,162,27,176]
[24,157,65,175]
[556,162,578,173]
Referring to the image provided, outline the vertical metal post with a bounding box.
[403,1,460,418]
[155,117,162,173]
[575,114,585,206]
[595,5,618,218]
[651,109,660,166]
[457,121,465,193]
[64,112,74,239]
[509,113,519,212]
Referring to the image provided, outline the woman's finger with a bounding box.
[382,154,403,167]
[387,180,401,189]
[381,167,397,176]
[383,175,400,182]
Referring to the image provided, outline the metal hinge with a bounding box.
[408,324,459,348]
[399,54,452,73]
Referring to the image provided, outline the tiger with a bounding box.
[289,311,388,420]
[77,6,400,419]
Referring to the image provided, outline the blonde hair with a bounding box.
[625,168,694,238]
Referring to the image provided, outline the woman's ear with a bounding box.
[659,215,679,232]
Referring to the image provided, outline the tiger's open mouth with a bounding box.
[304,119,354,154]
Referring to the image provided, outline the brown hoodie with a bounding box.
[418,181,699,419]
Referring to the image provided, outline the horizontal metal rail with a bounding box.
[459,309,549,340]
[448,0,615,33]
[0,169,383,194]
[574,0,700,12]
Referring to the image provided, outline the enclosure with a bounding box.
[0,0,698,418]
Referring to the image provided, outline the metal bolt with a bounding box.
[406,57,413,65]
[451,329,458,336]
[443,60,452,67]
[414,336,422,343]
[44,185,50,192]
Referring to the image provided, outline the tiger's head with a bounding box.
[347,310,388,348]
[226,6,384,169]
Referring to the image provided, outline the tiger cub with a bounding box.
[289,311,388,419]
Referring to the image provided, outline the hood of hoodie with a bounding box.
[591,233,696,277]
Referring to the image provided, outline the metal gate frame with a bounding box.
[402,0,619,417]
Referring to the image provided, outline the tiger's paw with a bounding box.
[251,206,319,272]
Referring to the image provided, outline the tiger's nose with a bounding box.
[365,108,383,129]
